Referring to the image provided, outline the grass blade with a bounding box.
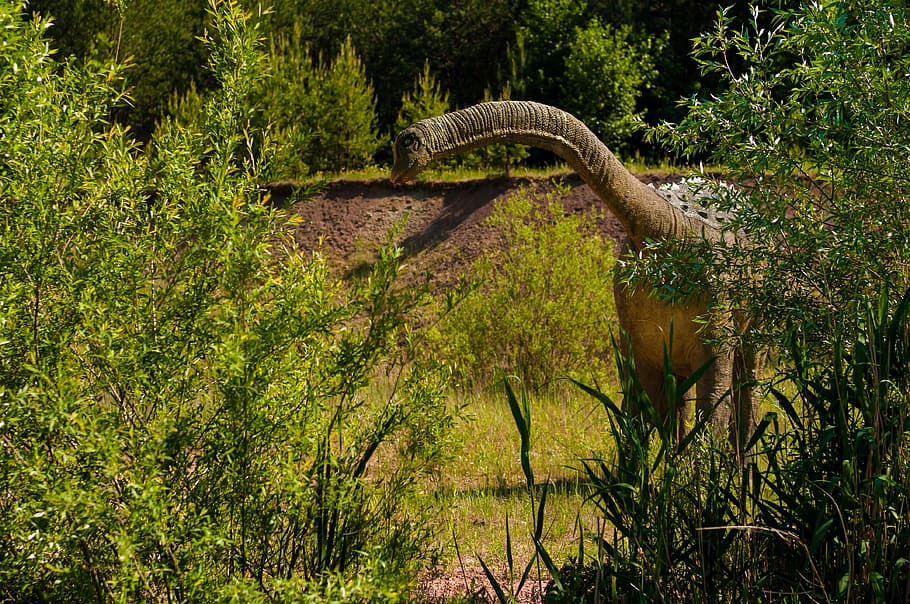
[504,376,534,490]
[480,557,510,604]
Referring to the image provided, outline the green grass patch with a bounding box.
[423,385,618,575]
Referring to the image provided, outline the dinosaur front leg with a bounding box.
[617,344,697,444]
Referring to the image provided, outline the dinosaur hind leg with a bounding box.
[620,353,693,443]
[732,344,764,454]
[694,351,735,442]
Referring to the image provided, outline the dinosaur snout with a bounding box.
[390,150,412,184]
[390,128,426,184]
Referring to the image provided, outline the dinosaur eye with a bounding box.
[400,132,420,151]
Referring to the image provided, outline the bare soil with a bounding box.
[274,172,680,292]
[271,171,682,603]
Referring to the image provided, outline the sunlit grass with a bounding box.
[439,386,615,491]
[310,163,573,183]
[423,383,619,575]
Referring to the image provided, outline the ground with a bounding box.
[274,172,679,292]
[271,170,681,603]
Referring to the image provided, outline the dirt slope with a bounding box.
[275,172,680,289]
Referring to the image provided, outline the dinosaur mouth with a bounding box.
[390,164,418,184]
[390,164,405,183]
[390,148,419,184]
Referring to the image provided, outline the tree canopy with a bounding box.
[25,0,781,176]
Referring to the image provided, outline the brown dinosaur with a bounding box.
[391,100,759,450]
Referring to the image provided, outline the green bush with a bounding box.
[650,0,910,353]
[430,184,617,391]
[0,2,454,601]
[258,29,381,180]
[562,18,658,150]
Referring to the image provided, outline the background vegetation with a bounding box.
[26,0,785,178]
[428,184,617,392]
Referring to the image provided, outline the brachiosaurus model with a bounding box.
[391,100,759,450]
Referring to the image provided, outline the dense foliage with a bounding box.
[651,1,910,351]
[561,19,658,150]
[536,1,910,601]
[430,184,617,391]
[7,0,910,600]
[257,32,381,179]
[25,0,778,176]
[0,2,456,600]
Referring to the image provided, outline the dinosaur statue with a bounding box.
[391,100,759,450]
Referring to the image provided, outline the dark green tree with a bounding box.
[26,0,115,60]
[112,0,210,137]
[562,18,658,150]
[29,0,209,139]
[394,60,451,136]
[253,0,521,139]
[257,31,380,179]
[518,0,588,107]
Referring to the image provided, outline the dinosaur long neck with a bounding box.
[415,101,689,247]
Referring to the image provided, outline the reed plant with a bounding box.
[537,288,910,602]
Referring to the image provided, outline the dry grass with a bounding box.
[321,156,686,184]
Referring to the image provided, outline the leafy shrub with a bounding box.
[258,28,381,180]
[562,18,658,150]
[0,2,454,601]
[430,183,617,391]
[649,1,910,355]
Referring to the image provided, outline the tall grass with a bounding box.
[535,289,910,602]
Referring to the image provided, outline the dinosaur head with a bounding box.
[391,127,430,184]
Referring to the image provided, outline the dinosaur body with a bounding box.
[391,100,758,448]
